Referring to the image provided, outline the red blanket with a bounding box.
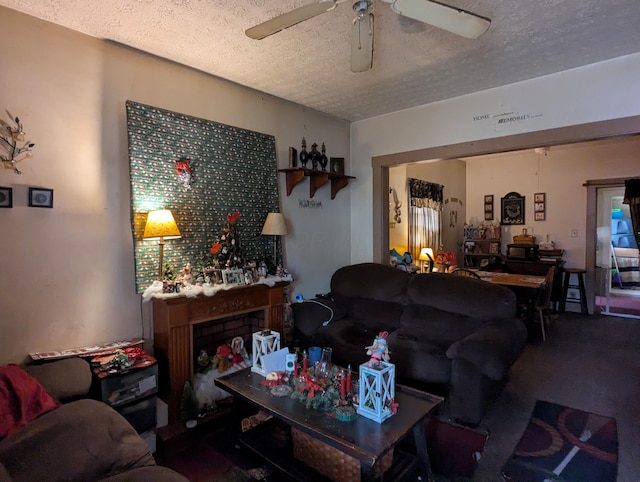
[0,364,59,440]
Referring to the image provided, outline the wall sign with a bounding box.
[501,192,525,225]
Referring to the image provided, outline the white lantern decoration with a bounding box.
[251,330,281,376]
[357,361,396,423]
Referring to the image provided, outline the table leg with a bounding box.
[413,421,434,482]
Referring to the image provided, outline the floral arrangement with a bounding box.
[0,111,35,175]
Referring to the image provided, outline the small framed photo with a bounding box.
[534,202,545,212]
[222,268,245,286]
[535,211,546,221]
[0,187,12,208]
[534,192,545,203]
[28,187,54,208]
[484,194,494,221]
[289,146,298,168]
[330,157,345,175]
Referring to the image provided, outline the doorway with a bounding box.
[595,186,640,319]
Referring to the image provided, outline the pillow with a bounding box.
[0,364,59,440]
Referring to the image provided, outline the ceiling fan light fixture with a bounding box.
[351,11,374,72]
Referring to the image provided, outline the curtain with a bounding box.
[408,178,443,264]
[623,178,640,247]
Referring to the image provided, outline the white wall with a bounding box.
[350,53,640,263]
[465,138,640,269]
[0,7,349,364]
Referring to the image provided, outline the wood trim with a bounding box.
[371,115,640,265]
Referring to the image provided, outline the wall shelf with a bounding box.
[278,168,356,199]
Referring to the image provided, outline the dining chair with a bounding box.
[535,266,556,342]
[450,268,482,280]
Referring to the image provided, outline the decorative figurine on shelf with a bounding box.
[309,142,321,170]
[231,336,249,367]
[211,344,233,373]
[365,331,390,368]
[319,142,328,171]
[299,137,309,168]
[182,263,193,286]
[197,349,213,373]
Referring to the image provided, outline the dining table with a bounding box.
[475,271,546,327]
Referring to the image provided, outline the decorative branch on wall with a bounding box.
[127,101,280,293]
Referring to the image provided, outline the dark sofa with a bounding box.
[292,263,527,425]
[0,358,188,482]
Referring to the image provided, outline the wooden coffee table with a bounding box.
[215,368,442,481]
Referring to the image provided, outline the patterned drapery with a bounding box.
[408,179,444,266]
[409,178,444,209]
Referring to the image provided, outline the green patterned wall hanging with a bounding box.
[126,100,279,293]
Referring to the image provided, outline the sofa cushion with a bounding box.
[331,263,411,304]
[347,298,403,331]
[0,399,156,482]
[24,358,92,402]
[386,331,452,384]
[407,273,516,321]
[0,365,59,441]
[399,305,482,343]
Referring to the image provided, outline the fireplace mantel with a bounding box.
[152,281,289,429]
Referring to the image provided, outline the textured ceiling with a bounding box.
[3,0,640,122]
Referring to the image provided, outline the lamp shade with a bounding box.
[261,212,288,236]
[143,209,182,240]
[419,248,434,261]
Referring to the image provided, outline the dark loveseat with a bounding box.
[292,263,527,425]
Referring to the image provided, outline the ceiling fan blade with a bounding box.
[246,1,338,40]
[351,13,374,73]
[390,0,490,39]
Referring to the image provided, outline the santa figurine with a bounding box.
[365,331,391,368]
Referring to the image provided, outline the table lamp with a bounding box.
[143,209,181,280]
[419,248,434,273]
[261,212,288,267]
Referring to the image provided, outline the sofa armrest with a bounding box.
[23,358,92,402]
[446,318,527,380]
[292,299,345,340]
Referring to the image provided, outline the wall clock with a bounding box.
[501,192,525,225]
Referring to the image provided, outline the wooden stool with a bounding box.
[559,268,589,315]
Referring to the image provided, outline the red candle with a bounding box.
[346,364,352,390]
[303,354,308,373]
[340,376,346,398]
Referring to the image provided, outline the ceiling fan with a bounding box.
[246,0,491,73]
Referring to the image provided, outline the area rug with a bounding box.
[502,400,618,481]
[425,418,488,480]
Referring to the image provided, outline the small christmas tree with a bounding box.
[210,211,243,269]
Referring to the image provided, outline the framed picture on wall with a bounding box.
[0,187,12,208]
[534,192,546,221]
[501,192,525,225]
[484,194,494,221]
[289,147,298,168]
[28,187,54,208]
[330,157,345,175]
